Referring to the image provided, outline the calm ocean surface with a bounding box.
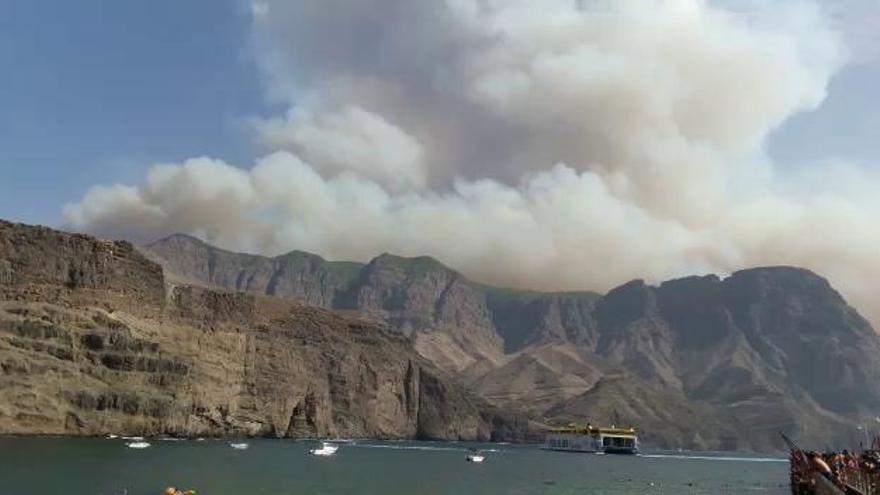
[0,437,789,495]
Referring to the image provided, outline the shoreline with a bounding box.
[0,434,790,460]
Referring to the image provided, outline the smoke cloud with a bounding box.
[64,0,880,325]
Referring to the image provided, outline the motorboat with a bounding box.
[309,441,339,456]
[230,443,249,450]
[466,449,484,463]
[126,441,151,449]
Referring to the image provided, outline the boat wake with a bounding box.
[353,444,501,453]
[641,454,786,463]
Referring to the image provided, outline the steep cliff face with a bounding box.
[719,268,880,416]
[486,290,601,353]
[0,220,526,440]
[144,235,605,371]
[336,254,506,370]
[1,222,164,313]
[144,233,361,307]
[579,270,880,450]
[143,233,880,451]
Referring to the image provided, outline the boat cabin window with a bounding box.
[602,436,635,448]
[549,438,571,448]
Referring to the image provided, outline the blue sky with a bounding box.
[1,0,878,227]
[0,0,270,225]
[768,61,880,167]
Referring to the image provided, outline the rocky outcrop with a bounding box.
[143,232,880,452]
[0,220,524,440]
[2,222,164,313]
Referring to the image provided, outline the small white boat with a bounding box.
[309,441,339,456]
[122,436,144,441]
[107,434,118,439]
[126,441,151,449]
[466,449,484,463]
[230,443,249,450]
[466,449,485,463]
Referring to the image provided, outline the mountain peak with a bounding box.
[369,252,454,275]
[723,265,844,307]
[148,232,209,248]
[729,265,825,281]
[277,249,328,263]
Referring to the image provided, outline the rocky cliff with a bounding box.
[0,220,529,440]
[145,235,600,373]
[144,233,880,452]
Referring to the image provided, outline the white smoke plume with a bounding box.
[64,0,880,325]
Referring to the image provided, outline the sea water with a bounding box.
[0,437,789,494]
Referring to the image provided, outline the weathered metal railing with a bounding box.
[782,432,880,495]
[789,453,880,495]
[841,465,879,495]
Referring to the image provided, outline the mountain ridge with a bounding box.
[146,233,847,310]
[143,232,880,452]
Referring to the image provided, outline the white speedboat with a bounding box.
[309,441,339,456]
[126,441,151,449]
[466,450,484,463]
[230,443,249,450]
